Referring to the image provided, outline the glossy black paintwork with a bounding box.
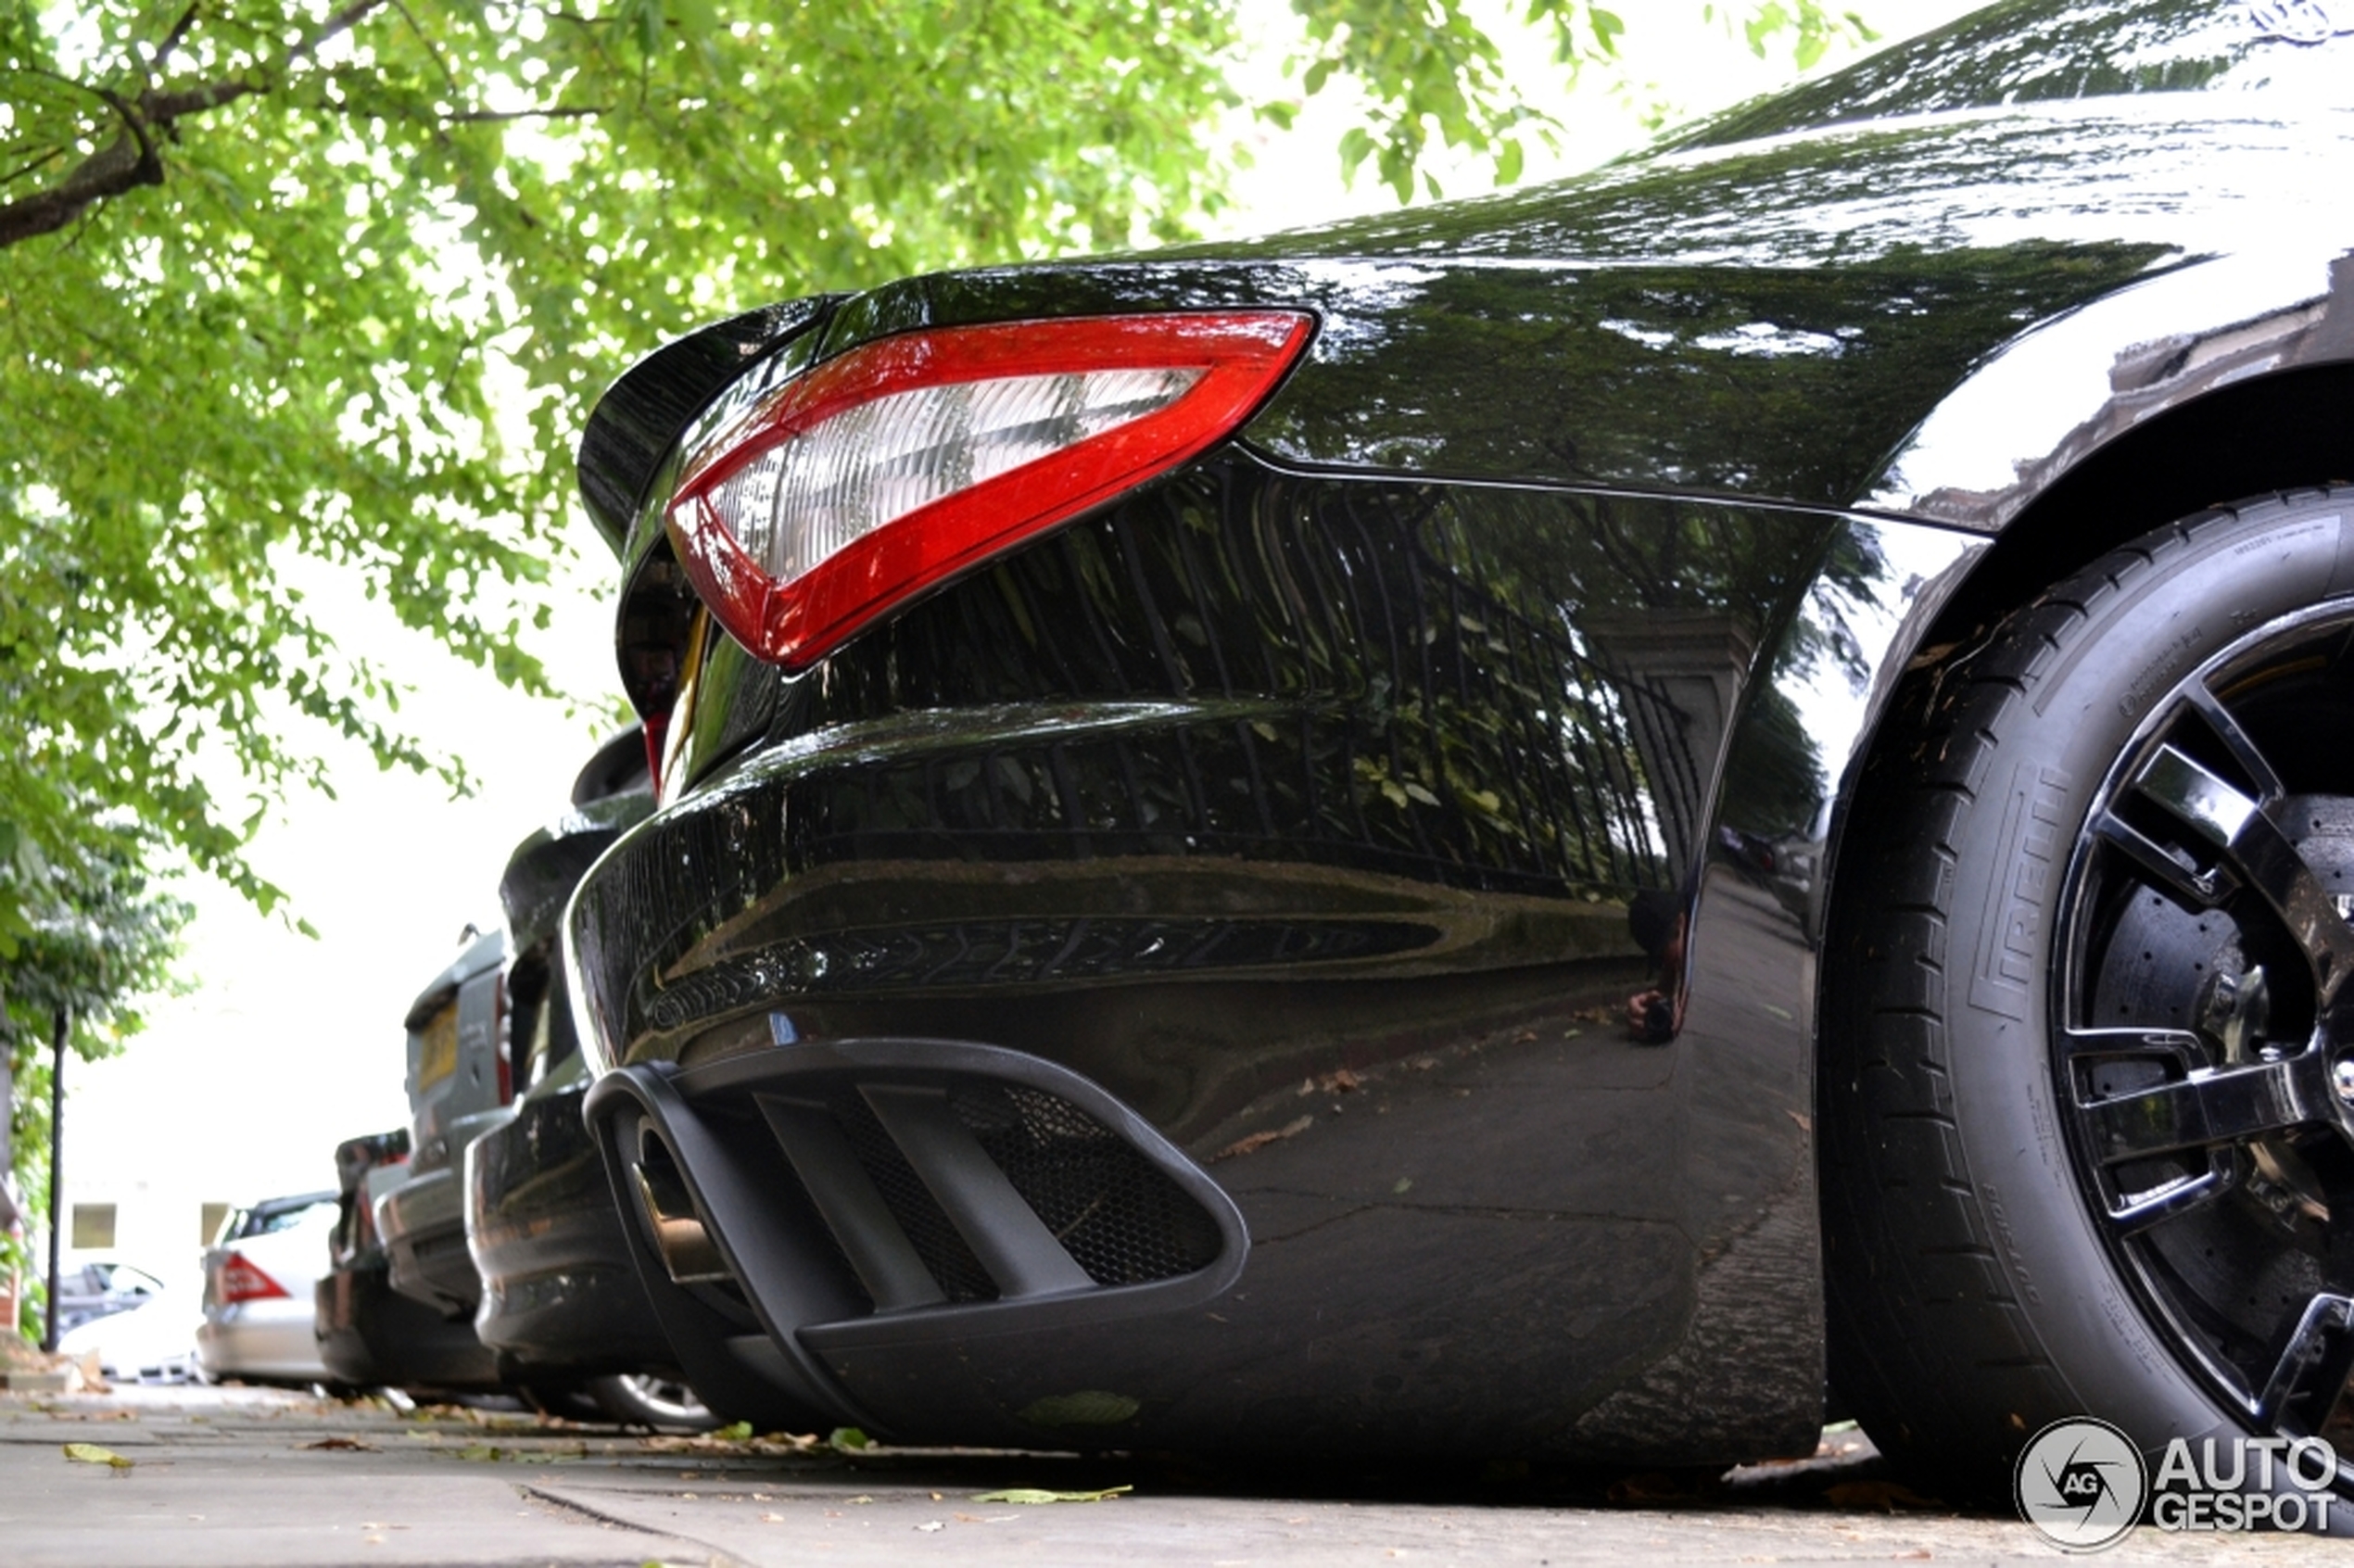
[580,300,831,553]
[562,0,2354,1461]
[577,7,2354,687]
[467,1061,677,1379]
[465,761,669,1379]
[774,8,2352,532]
[567,442,1981,1454]
[575,462,1832,1065]
[1668,0,2354,148]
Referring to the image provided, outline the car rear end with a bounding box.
[558,19,2262,1452]
[196,1193,336,1384]
[564,281,1847,1452]
[318,1128,501,1392]
[374,929,510,1318]
[465,734,684,1390]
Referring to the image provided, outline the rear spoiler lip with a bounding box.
[576,297,841,556]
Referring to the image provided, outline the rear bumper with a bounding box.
[375,1165,479,1316]
[314,1262,500,1391]
[565,472,1983,1459]
[196,1301,326,1383]
[467,1082,675,1376]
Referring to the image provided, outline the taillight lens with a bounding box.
[666,310,1313,670]
[216,1252,289,1305]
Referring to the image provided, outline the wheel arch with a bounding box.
[1905,360,2354,661]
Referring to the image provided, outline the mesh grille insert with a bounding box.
[949,1082,1222,1287]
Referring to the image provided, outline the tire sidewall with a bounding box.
[1936,499,2354,1457]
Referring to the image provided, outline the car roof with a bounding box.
[244,1191,336,1219]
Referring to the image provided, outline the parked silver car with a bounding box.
[196,1191,337,1385]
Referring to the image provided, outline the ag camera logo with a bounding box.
[2016,1418,2341,1549]
[2016,1418,2146,1551]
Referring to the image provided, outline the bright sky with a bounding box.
[59,0,1982,1291]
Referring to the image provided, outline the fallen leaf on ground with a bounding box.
[301,1436,379,1451]
[61,1442,133,1469]
[915,1521,944,1532]
[1215,1117,1313,1161]
[971,1485,1133,1504]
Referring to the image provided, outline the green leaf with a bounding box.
[62,1443,133,1469]
[970,1485,1133,1504]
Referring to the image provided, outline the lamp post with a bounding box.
[41,1006,65,1354]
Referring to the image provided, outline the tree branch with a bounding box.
[437,105,608,122]
[150,3,202,71]
[0,86,167,249]
[1,147,68,193]
[0,0,392,252]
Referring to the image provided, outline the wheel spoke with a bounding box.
[2129,744,2354,1002]
[2186,682,2289,804]
[2106,1167,2234,1236]
[2252,1293,2354,1427]
[2082,1051,2331,1165]
[2091,807,2234,909]
[2061,1025,2209,1069]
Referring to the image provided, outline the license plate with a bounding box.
[416,1002,459,1090]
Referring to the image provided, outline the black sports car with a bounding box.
[563,0,2354,1498]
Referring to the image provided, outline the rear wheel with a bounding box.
[588,1372,720,1431]
[1825,492,2354,1500]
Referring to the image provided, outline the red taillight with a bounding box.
[665,310,1314,671]
[216,1252,289,1305]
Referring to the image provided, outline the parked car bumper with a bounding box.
[379,1107,513,1316]
[196,1300,328,1384]
[467,1078,675,1377]
[314,1261,500,1391]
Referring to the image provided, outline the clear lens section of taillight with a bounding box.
[664,311,1312,672]
[707,369,1202,587]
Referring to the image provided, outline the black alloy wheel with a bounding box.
[2058,597,2354,1439]
[1823,490,2354,1503]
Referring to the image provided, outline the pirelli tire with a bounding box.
[1824,489,2354,1510]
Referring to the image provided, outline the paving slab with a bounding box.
[0,1386,2319,1566]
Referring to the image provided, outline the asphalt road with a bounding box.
[0,1385,2314,1566]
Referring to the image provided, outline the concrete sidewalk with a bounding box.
[0,1385,2312,1566]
